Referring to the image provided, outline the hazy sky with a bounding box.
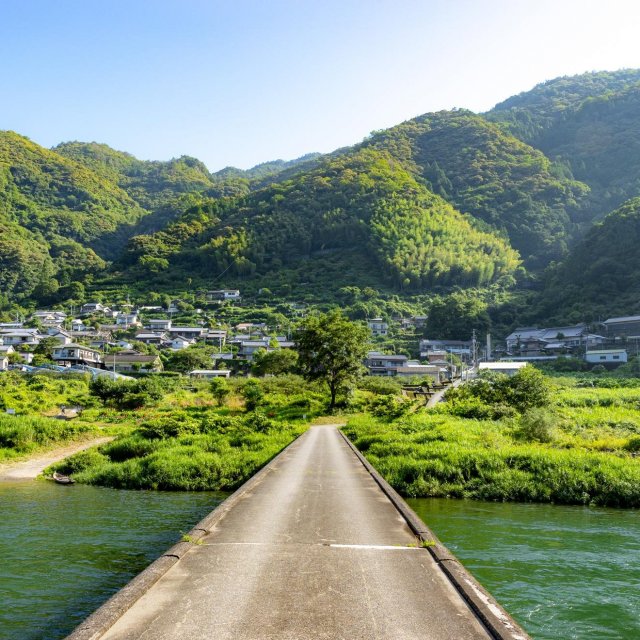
[2,0,640,171]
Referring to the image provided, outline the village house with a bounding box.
[107,351,163,373]
[419,339,472,360]
[203,329,227,346]
[80,302,108,315]
[602,315,640,338]
[48,329,73,345]
[585,349,628,366]
[52,343,103,367]
[365,352,408,376]
[0,352,8,371]
[479,361,528,376]
[394,362,446,383]
[147,318,172,331]
[170,336,193,350]
[135,332,168,346]
[505,325,605,356]
[367,318,389,337]
[0,329,41,348]
[207,289,241,302]
[188,369,231,379]
[168,326,204,341]
[71,318,87,332]
[115,312,140,327]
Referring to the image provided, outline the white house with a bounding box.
[147,318,172,331]
[0,330,40,348]
[52,343,103,367]
[480,361,528,376]
[367,318,389,337]
[188,369,231,379]
[170,337,193,350]
[585,349,628,365]
[207,289,241,302]
[80,302,106,315]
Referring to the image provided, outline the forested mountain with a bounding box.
[363,110,588,267]
[4,69,640,323]
[488,70,640,221]
[535,198,640,322]
[122,148,520,292]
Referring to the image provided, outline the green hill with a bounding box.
[120,148,520,295]
[488,70,640,221]
[535,197,640,322]
[363,110,588,267]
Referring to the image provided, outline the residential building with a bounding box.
[170,337,193,350]
[168,326,204,340]
[135,332,168,345]
[188,369,231,378]
[367,318,389,337]
[505,325,604,356]
[80,302,106,315]
[116,312,139,327]
[147,318,172,331]
[585,349,628,365]
[479,362,528,376]
[395,362,445,382]
[419,339,472,360]
[52,344,103,367]
[602,315,640,338]
[207,289,241,302]
[107,352,163,373]
[0,353,8,371]
[0,330,40,348]
[365,352,408,376]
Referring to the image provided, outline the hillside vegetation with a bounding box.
[121,148,520,292]
[3,69,640,320]
[365,110,588,266]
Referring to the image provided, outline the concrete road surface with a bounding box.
[94,426,500,640]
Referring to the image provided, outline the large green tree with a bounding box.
[295,310,370,410]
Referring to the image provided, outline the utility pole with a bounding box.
[471,329,477,368]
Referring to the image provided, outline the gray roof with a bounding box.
[603,315,640,324]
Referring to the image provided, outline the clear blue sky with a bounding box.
[2,0,640,171]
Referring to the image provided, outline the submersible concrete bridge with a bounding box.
[66,425,529,640]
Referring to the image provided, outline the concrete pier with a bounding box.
[67,425,529,640]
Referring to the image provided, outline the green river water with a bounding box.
[1,482,638,639]
[409,498,640,640]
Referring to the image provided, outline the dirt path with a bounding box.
[0,436,114,481]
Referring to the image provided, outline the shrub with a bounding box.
[515,408,557,443]
[242,380,264,411]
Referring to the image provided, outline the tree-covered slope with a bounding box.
[536,198,640,322]
[0,132,146,252]
[363,110,588,267]
[121,148,520,293]
[488,70,640,221]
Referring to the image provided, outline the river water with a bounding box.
[1,482,638,639]
[0,481,225,640]
[408,498,640,639]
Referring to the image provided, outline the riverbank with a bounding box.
[0,436,115,481]
[343,375,640,507]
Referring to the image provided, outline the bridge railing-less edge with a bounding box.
[338,430,530,640]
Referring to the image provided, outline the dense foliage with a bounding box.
[537,198,640,321]
[343,373,640,507]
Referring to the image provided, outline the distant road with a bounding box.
[72,426,525,640]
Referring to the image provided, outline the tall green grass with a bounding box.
[0,414,94,461]
[343,409,640,507]
[50,411,305,490]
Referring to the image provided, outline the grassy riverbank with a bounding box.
[343,374,640,507]
[46,374,328,490]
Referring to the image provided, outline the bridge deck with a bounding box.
[77,425,522,640]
